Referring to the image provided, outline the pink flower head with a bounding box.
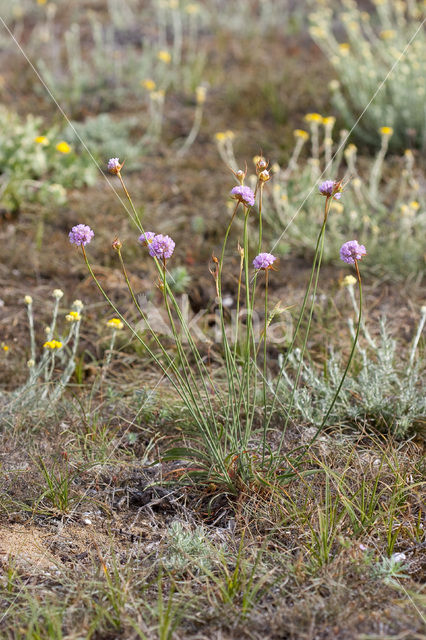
[138,231,155,246]
[253,252,277,270]
[107,157,122,174]
[319,180,342,199]
[69,224,94,246]
[230,185,255,208]
[148,234,175,260]
[340,240,366,264]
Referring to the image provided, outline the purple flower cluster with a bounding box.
[253,252,276,270]
[230,185,255,208]
[107,157,121,174]
[138,231,155,246]
[318,180,342,199]
[69,224,94,246]
[148,234,175,260]
[339,240,366,265]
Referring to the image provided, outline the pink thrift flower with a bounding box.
[148,234,175,259]
[340,240,366,264]
[230,185,255,208]
[319,180,342,199]
[253,252,276,270]
[138,231,155,246]
[69,224,94,246]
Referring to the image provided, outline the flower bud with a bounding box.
[259,170,271,182]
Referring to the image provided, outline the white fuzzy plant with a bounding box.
[309,0,426,150]
[277,283,426,439]
[8,291,84,411]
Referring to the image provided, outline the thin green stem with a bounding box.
[297,260,363,457]
[267,196,331,436]
[262,268,269,462]
[80,245,206,433]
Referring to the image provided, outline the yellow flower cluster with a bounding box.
[185,3,200,14]
[380,30,396,40]
[56,141,71,154]
[214,130,234,142]
[379,126,394,137]
[66,311,81,322]
[142,79,156,91]
[293,129,309,140]
[43,340,63,350]
[107,318,124,330]
[342,275,357,287]
[304,112,323,123]
[322,116,336,127]
[34,135,49,145]
[157,50,172,64]
[196,86,207,105]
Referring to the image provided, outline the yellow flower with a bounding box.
[43,340,63,350]
[2,343,9,352]
[380,30,396,40]
[37,0,47,4]
[34,135,49,145]
[56,141,71,154]
[157,50,172,64]
[224,130,235,140]
[304,112,322,123]
[24,295,33,305]
[293,129,309,140]
[142,79,156,91]
[185,3,200,14]
[338,43,350,54]
[322,116,336,127]
[196,86,207,104]
[342,275,357,287]
[379,126,393,137]
[107,318,124,330]
[66,311,81,322]
[409,201,420,211]
[215,131,226,142]
[27,359,35,368]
